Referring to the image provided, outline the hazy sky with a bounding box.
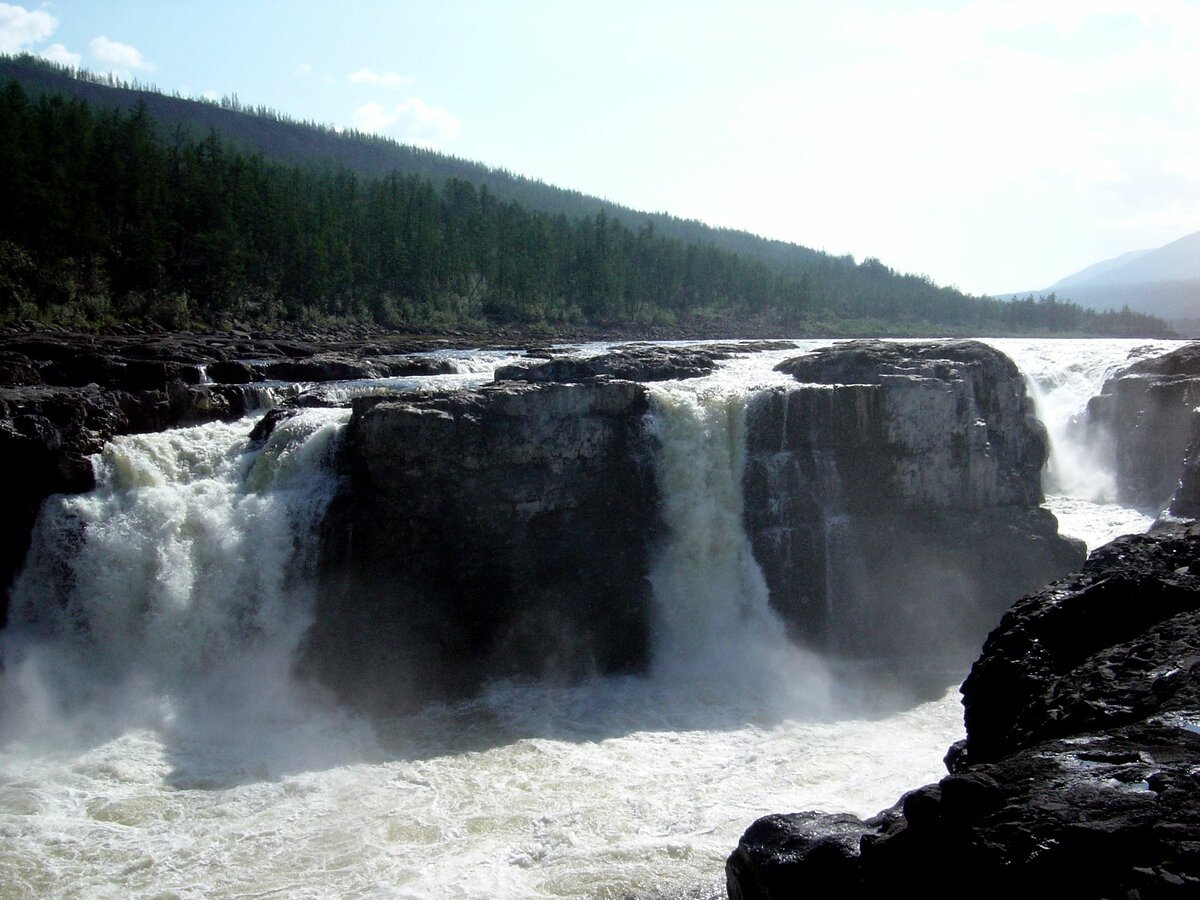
[4,0,1198,295]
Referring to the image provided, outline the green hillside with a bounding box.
[0,53,1176,337]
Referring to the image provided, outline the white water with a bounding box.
[986,338,1185,550]
[0,339,1178,898]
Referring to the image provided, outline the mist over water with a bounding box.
[0,340,1176,897]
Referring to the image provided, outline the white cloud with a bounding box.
[348,68,414,89]
[40,42,80,67]
[293,62,312,77]
[351,98,460,146]
[88,35,154,79]
[0,2,55,52]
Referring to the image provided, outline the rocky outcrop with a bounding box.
[727,522,1200,900]
[1087,342,1200,512]
[303,379,659,712]
[744,340,1084,669]
[493,342,799,384]
[494,345,725,383]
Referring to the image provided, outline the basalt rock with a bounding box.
[727,522,1200,900]
[254,354,387,383]
[745,340,1084,670]
[304,379,659,712]
[1087,342,1200,512]
[493,345,727,383]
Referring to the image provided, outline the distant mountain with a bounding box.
[1051,231,1200,290]
[1048,248,1154,291]
[1007,231,1199,336]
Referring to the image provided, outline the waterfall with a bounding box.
[0,409,355,760]
[986,338,1183,550]
[645,383,834,716]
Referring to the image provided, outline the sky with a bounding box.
[2,0,1199,296]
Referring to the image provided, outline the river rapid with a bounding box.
[0,338,1184,899]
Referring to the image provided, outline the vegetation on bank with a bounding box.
[0,68,1176,338]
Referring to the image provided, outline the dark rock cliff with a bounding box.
[302,379,659,712]
[302,340,1085,711]
[727,522,1200,900]
[744,340,1084,670]
[1087,342,1200,513]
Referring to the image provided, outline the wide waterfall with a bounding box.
[0,339,1181,898]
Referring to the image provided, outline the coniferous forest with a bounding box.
[0,65,1175,337]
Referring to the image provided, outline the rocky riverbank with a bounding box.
[727,521,1200,899]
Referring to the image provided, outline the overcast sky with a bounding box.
[3,0,1198,295]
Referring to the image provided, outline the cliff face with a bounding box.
[303,379,660,711]
[301,340,1085,710]
[727,522,1200,900]
[744,340,1084,668]
[1087,342,1200,513]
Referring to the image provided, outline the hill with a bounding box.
[0,53,1177,338]
[0,53,827,277]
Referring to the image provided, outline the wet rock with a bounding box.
[377,355,458,377]
[746,340,1083,670]
[1087,342,1200,512]
[728,522,1200,900]
[0,351,41,386]
[255,355,386,383]
[494,345,726,383]
[206,360,260,384]
[304,379,659,712]
[1170,423,1200,519]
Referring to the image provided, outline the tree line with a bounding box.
[0,80,1174,336]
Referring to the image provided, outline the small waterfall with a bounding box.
[646,384,833,716]
[987,338,1183,550]
[0,409,353,758]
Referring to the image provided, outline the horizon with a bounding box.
[3,0,1198,297]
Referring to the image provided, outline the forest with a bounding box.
[0,72,1175,337]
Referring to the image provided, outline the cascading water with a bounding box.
[645,383,836,719]
[987,338,1184,550]
[0,339,1172,899]
[0,409,362,769]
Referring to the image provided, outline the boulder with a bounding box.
[493,345,726,383]
[303,379,659,712]
[746,340,1084,670]
[727,523,1200,899]
[255,354,386,382]
[376,355,458,377]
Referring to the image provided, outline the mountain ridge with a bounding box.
[1001,230,1198,335]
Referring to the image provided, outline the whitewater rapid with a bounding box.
[0,338,1182,899]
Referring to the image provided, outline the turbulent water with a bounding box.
[0,338,1182,898]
